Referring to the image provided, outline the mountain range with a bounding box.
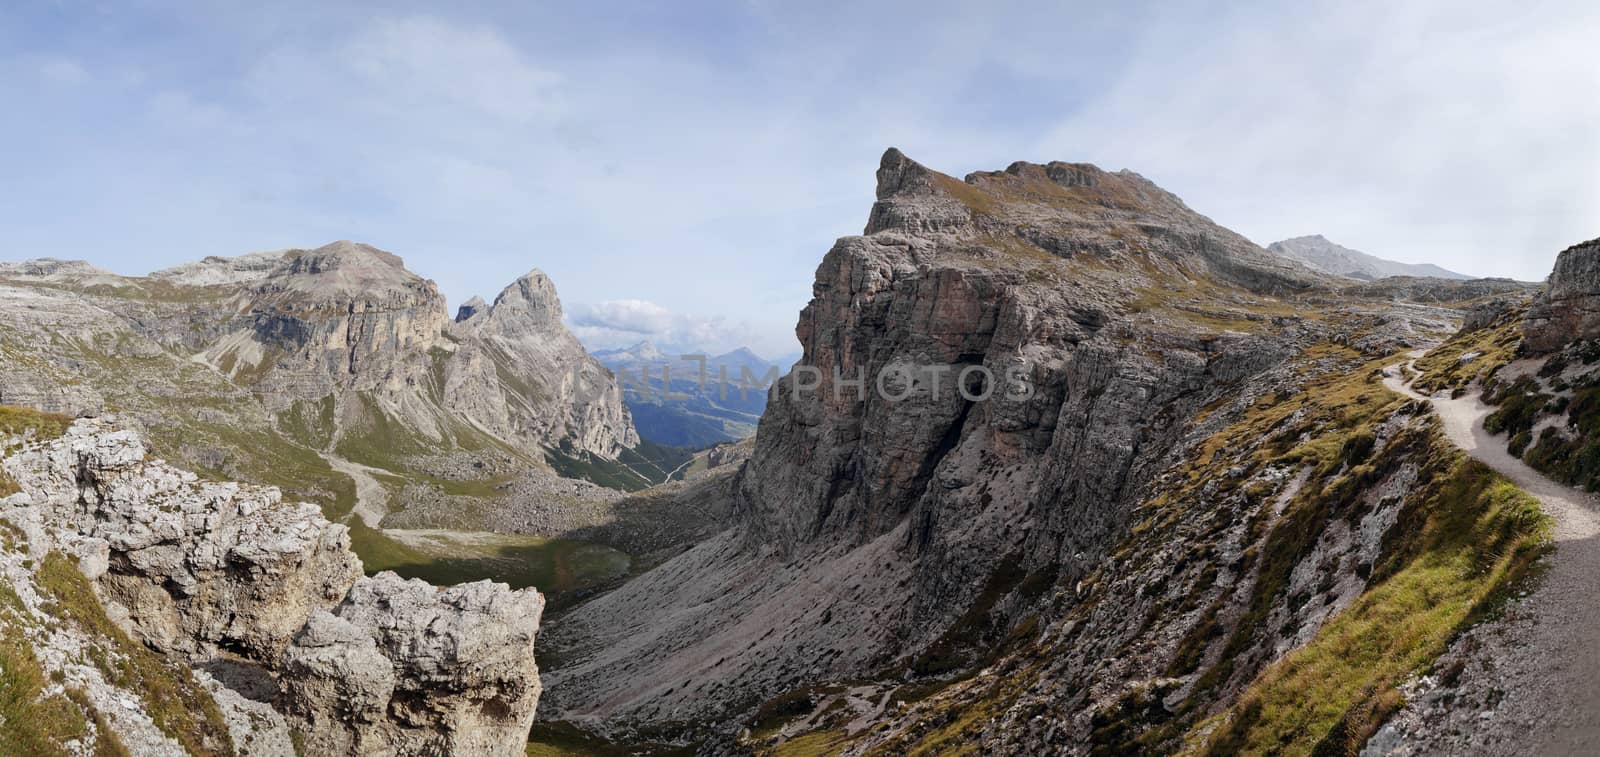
[592,340,783,447]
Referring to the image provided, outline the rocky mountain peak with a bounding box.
[264,240,427,300]
[864,148,977,235]
[1524,237,1600,352]
[454,270,567,341]
[864,148,1320,294]
[873,147,942,200]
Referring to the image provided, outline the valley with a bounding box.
[0,154,1589,756]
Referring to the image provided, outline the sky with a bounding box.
[2,1,1597,357]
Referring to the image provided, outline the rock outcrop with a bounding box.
[0,417,545,755]
[1524,237,1600,352]
[4,419,362,660]
[280,574,544,755]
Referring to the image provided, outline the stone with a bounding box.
[280,572,544,756]
[1524,238,1600,352]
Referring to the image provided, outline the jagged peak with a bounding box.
[482,268,563,329]
[874,147,944,200]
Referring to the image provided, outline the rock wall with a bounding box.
[1524,237,1600,352]
[0,418,545,755]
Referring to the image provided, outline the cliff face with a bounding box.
[1524,237,1600,352]
[0,414,544,755]
[543,150,1328,725]
[225,241,451,410]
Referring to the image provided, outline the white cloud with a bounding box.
[567,299,772,355]
[37,58,86,84]
[1032,0,1600,280]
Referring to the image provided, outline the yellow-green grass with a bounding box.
[0,589,127,757]
[1189,455,1547,756]
[36,552,233,756]
[1411,317,1523,395]
[0,404,74,496]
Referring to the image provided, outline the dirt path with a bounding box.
[321,449,389,528]
[1378,357,1600,754]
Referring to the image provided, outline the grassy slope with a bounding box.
[0,578,128,757]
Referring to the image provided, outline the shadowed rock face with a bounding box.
[1525,238,1600,352]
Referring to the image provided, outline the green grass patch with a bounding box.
[350,521,629,610]
[0,404,73,441]
[0,603,94,756]
[1411,317,1523,395]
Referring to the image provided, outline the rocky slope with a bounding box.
[0,409,544,755]
[1268,234,1472,281]
[536,150,1540,755]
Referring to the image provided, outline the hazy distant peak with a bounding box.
[1266,235,1471,281]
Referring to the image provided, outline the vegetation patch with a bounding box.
[1410,318,1523,395]
[0,593,104,756]
[1191,453,1546,756]
[350,522,629,610]
[36,552,234,756]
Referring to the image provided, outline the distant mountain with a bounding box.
[594,341,782,447]
[1266,234,1472,281]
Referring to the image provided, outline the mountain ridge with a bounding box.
[1267,233,1473,281]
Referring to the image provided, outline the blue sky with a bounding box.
[3,1,1597,357]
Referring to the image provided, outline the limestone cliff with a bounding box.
[0,413,544,755]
